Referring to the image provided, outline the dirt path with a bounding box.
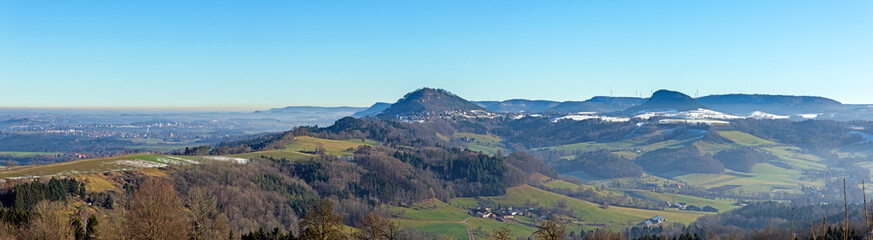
[460,217,474,240]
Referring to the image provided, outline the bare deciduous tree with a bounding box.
[20,201,74,240]
[125,178,189,240]
[300,200,346,240]
[534,217,566,240]
[354,212,388,240]
[491,225,512,240]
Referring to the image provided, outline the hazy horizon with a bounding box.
[3,87,872,111]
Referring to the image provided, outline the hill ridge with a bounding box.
[623,90,706,113]
[377,88,485,118]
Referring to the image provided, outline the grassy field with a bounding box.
[74,173,118,192]
[394,219,468,240]
[388,197,542,239]
[621,189,740,212]
[761,146,825,169]
[542,178,583,190]
[547,129,734,154]
[229,136,376,160]
[449,185,713,231]
[533,175,736,213]
[284,136,377,156]
[466,217,537,239]
[692,140,736,154]
[388,185,710,239]
[230,150,313,161]
[676,162,820,194]
[547,129,825,195]
[388,199,469,221]
[0,151,61,157]
[834,143,873,158]
[454,132,502,146]
[716,131,777,146]
[388,199,471,239]
[546,130,786,157]
[0,154,201,179]
[453,132,504,155]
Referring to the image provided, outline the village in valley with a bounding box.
[469,205,537,222]
[466,200,720,228]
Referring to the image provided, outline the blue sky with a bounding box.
[1,1,871,109]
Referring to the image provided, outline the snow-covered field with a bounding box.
[544,108,805,125]
[748,111,789,120]
[108,160,168,169]
[635,108,743,120]
[511,113,544,120]
[203,156,250,164]
[798,113,820,119]
[658,119,730,125]
[162,156,200,165]
[552,113,630,123]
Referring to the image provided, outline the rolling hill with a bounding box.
[352,102,391,117]
[474,99,561,113]
[622,90,706,114]
[377,88,485,118]
[547,96,647,113]
[697,94,845,115]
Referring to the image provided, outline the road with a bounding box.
[460,217,474,240]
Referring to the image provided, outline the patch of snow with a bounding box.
[659,119,730,125]
[636,108,742,120]
[634,109,679,120]
[747,111,789,120]
[798,113,819,119]
[600,116,631,122]
[629,122,646,133]
[555,115,600,121]
[203,156,250,164]
[111,160,168,169]
[6,171,89,180]
[552,113,630,123]
[163,156,199,165]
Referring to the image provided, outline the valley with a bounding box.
[1,88,872,239]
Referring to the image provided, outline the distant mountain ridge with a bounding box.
[377,88,485,118]
[346,88,871,121]
[622,90,706,113]
[473,99,561,113]
[547,97,647,113]
[352,102,391,117]
[697,94,845,115]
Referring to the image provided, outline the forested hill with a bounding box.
[214,116,561,200]
[377,88,485,118]
[697,94,846,114]
[352,102,391,117]
[353,88,873,121]
[547,96,647,113]
[473,99,560,113]
[622,89,705,113]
